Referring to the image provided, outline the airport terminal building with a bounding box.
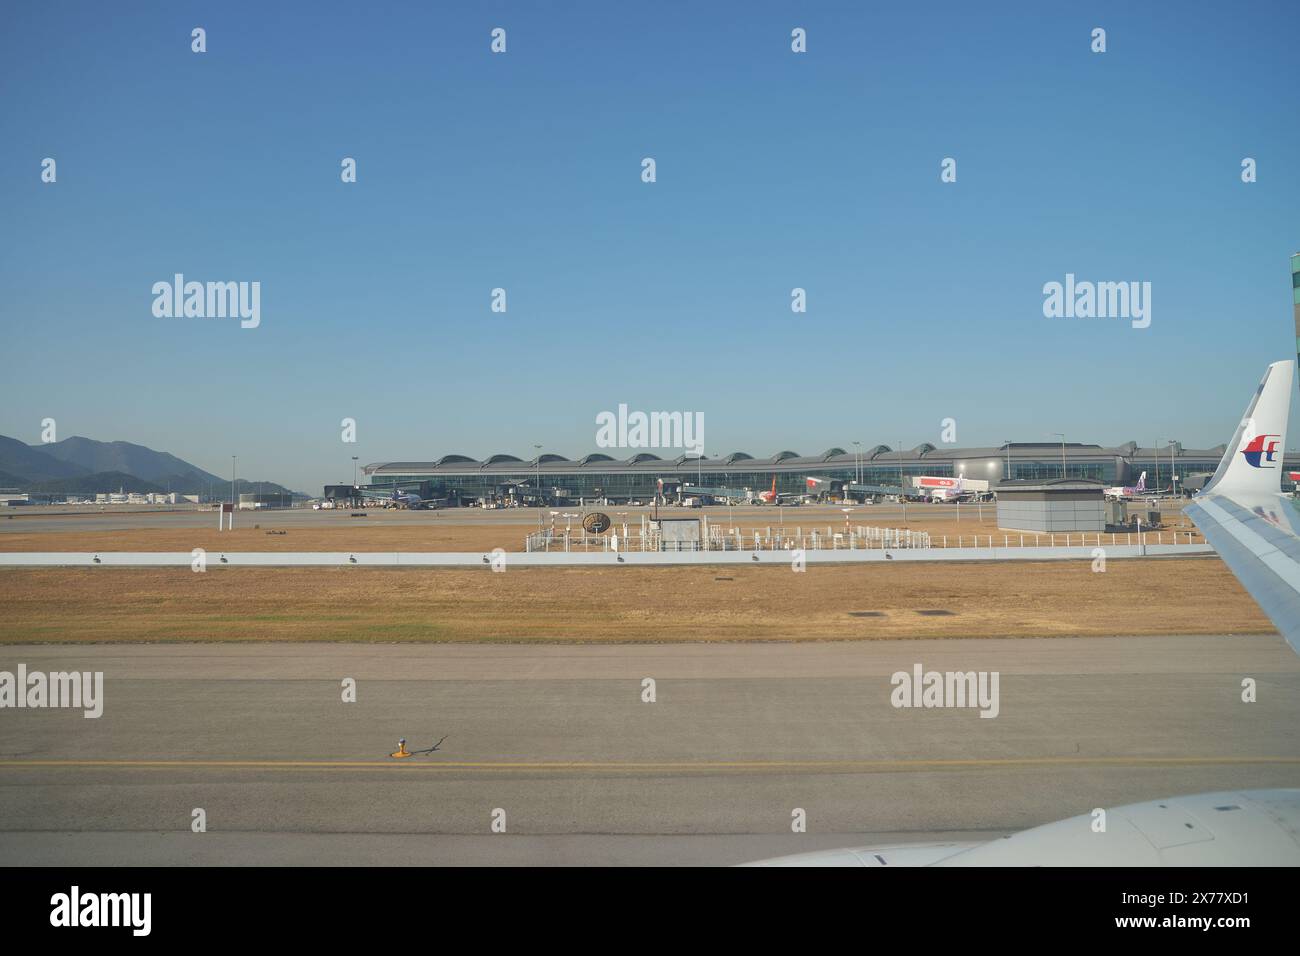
[362,441,1300,506]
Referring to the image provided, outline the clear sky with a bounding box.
[1,1,1297,492]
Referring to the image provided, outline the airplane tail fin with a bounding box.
[1203,360,1294,496]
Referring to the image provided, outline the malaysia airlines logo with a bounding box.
[1240,434,1281,468]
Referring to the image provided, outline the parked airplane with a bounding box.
[922,475,967,503]
[754,476,801,505]
[362,487,443,510]
[912,475,990,502]
[1105,471,1147,499]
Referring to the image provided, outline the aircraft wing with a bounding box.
[744,789,1300,866]
[1183,360,1300,654]
[1185,492,1300,653]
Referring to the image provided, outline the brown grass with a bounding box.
[0,559,1268,644]
[0,524,536,553]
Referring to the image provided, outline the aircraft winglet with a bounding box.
[1201,360,1293,496]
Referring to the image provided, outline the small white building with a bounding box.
[995,478,1106,532]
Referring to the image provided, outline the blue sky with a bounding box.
[1,1,1297,492]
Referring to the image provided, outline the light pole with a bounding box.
[898,439,907,525]
[852,440,861,487]
[1165,440,1177,521]
[231,455,237,506]
[1154,439,1161,500]
[1167,440,1178,498]
[1003,440,1011,483]
[352,456,359,507]
[534,444,542,529]
[1051,433,1066,478]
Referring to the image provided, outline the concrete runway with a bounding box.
[2,636,1297,865]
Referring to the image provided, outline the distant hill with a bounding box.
[33,436,225,488]
[0,435,87,482]
[0,434,303,497]
[23,473,302,497]
[0,469,31,488]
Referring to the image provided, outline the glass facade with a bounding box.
[1127,457,1222,488]
[368,466,908,503]
[1007,460,1110,482]
[364,446,1300,503]
[370,465,951,503]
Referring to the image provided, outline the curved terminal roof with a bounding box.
[364,441,1239,477]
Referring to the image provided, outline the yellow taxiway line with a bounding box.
[1,756,1298,773]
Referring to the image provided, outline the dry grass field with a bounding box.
[0,523,535,554]
[0,559,1269,644]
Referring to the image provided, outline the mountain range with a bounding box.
[0,435,300,497]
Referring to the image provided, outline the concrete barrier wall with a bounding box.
[0,544,1214,568]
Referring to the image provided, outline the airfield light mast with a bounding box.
[1167,440,1178,500]
[897,440,907,526]
[1292,253,1299,380]
[534,444,543,530]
